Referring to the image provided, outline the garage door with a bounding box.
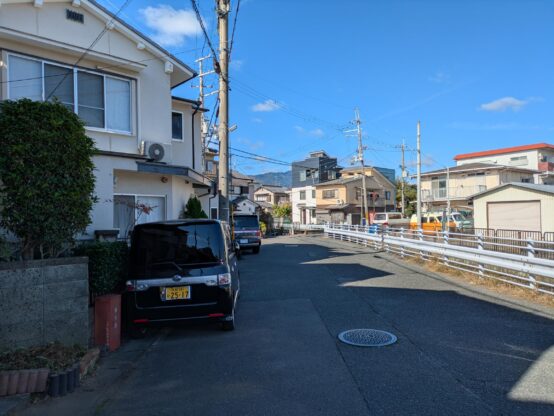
[487,201,541,231]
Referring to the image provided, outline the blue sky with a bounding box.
[100,0,554,176]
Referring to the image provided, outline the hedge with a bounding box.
[74,241,129,299]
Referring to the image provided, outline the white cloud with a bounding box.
[230,59,244,71]
[479,97,529,112]
[251,100,281,112]
[429,71,450,84]
[294,125,325,137]
[140,5,202,47]
[251,117,263,124]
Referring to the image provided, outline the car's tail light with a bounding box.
[133,319,149,324]
[126,280,149,291]
[208,313,225,318]
[383,222,389,227]
[218,273,231,286]
[256,230,261,237]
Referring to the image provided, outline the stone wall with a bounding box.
[0,257,89,350]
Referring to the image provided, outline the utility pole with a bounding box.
[355,108,368,225]
[416,121,422,229]
[446,165,451,215]
[400,139,406,216]
[217,0,230,223]
[193,55,216,173]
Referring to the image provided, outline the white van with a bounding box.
[372,212,409,227]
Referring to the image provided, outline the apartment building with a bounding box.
[454,143,554,184]
[420,163,537,212]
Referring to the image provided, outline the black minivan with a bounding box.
[125,220,240,334]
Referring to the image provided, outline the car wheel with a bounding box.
[222,309,235,331]
[253,246,260,254]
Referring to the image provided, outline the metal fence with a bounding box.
[324,224,554,296]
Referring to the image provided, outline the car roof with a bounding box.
[134,219,220,229]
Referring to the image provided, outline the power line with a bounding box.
[190,0,220,69]
[229,0,241,57]
[45,0,133,101]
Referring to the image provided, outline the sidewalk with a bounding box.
[12,330,168,416]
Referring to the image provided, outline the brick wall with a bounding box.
[0,257,89,349]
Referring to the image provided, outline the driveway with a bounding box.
[19,235,554,415]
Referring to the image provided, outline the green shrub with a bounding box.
[74,241,129,298]
[180,196,208,219]
[0,99,96,259]
[259,221,267,236]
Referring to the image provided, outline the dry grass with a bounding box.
[404,256,554,309]
[0,342,86,371]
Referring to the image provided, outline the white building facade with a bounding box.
[291,186,317,224]
[0,0,212,238]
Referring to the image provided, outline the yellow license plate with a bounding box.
[162,286,191,301]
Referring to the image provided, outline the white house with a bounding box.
[0,0,213,238]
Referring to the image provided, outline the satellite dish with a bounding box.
[148,143,165,161]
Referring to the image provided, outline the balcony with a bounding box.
[422,185,486,202]
[538,161,554,172]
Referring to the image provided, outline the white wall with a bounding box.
[473,186,554,232]
[456,150,540,170]
[291,185,317,224]
[0,1,178,154]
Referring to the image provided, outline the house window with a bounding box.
[113,194,166,238]
[240,186,249,194]
[385,191,391,200]
[77,71,104,128]
[311,189,316,198]
[300,171,307,181]
[510,156,528,166]
[323,190,336,199]
[299,190,306,200]
[355,188,361,200]
[521,178,531,183]
[210,207,218,219]
[8,53,132,133]
[172,112,183,140]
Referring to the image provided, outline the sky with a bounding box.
[99,0,554,176]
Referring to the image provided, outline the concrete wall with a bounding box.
[473,187,554,232]
[0,257,89,349]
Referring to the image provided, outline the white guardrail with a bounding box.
[324,224,554,296]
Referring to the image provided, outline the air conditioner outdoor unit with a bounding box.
[143,141,172,164]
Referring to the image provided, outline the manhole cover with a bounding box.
[338,329,397,347]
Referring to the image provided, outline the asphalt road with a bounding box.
[20,235,554,416]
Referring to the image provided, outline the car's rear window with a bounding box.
[389,214,402,219]
[374,214,386,221]
[131,223,224,277]
[233,216,259,229]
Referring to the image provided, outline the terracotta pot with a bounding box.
[0,371,9,396]
[16,369,30,394]
[36,369,50,393]
[7,371,19,396]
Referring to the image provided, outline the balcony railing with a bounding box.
[538,161,554,172]
[422,185,486,202]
